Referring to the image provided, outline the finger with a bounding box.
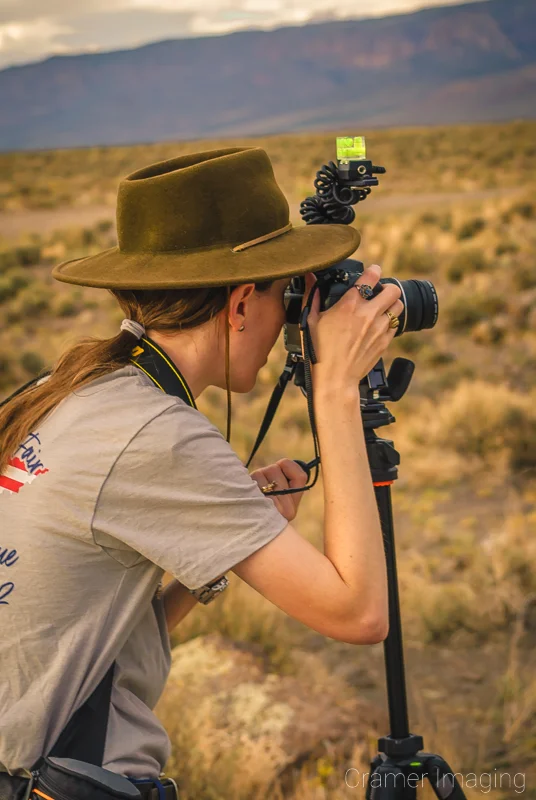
[379,299,404,330]
[262,464,290,490]
[251,466,294,519]
[367,282,402,315]
[277,458,308,488]
[331,264,382,315]
[354,264,382,290]
[262,464,296,519]
[250,468,269,492]
[388,299,405,317]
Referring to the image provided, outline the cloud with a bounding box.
[0,17,75,66]
[0,0,488,69]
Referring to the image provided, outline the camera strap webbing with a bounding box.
[129,336,197,408]
[245,285,322,497]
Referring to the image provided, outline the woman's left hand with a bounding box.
[250,458,308,522]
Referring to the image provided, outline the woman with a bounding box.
[0,147,403,792]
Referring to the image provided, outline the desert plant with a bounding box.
[20,351,46,376]
[445,248,489,283]
[457,217,486,240]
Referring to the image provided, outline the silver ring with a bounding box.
[355,284,374,301]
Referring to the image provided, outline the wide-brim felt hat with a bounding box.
[52,147,360,289]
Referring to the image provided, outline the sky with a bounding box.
[0,0,487,70]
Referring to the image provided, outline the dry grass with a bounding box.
[1,121,536,797]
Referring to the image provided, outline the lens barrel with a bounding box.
[381,278,439,336]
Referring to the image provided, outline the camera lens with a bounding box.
[381,278,439,336]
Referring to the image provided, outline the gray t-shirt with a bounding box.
[0,365,287,778]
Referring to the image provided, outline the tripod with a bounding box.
[362,360,466,800]
[247,353,468,799]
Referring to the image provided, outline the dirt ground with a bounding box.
[0,187,524,240]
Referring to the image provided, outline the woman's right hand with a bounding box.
[302,265,403,395]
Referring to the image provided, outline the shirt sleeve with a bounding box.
[91,402,288,589]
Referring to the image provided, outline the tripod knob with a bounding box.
[376,440,400,468]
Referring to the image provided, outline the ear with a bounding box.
[228,283,256,332]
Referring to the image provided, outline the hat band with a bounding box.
[232,222,292,253]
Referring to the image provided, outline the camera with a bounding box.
[284,136,439,358]
[284,259,439,356]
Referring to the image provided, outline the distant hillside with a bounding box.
[1,0,535,152]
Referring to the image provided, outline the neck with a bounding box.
[146,325,219,399]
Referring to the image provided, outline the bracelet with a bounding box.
[188,575,229,605]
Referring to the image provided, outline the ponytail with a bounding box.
[0,281,273,475]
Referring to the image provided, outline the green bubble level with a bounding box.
[336,135,367,161]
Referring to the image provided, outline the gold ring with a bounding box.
[386,311,400,329]
[261,480,278,494]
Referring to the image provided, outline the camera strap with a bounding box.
[130,336,197,409]
[245,284,322,497]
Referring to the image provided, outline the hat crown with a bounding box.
[117,147,290,254]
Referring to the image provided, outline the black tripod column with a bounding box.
[374,481,411,740]
[363,418,419,750]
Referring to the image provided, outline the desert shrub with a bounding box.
[457,217,486,240]
[419,583,483,643]
[13,245,41,267]
[471,319,505,345]
[10,286,52,318]
[415,209,452,230]
[81,227,97,247]
[20,351,46,376]
[0,354,15,390]
[96,219,114,234]
[394,334,424,355]
[419,211,440,225]
[55,298,79,317]
[443,290,507,331]
[394,247,436,276]
[0,250,17,274]
[7,269,31,293]
[437,211,453,231]
[445,248,488,283]
[409,380,536,474]
[0,277,14,303]
[495,241,519,256]
[0,270,32,303]
[0,244,41,273]
[511,201,535,220]
[513,259,536,290]
[425,350,456,367]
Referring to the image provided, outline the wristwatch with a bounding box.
[189,575,229,605]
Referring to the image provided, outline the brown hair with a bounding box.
[0,280,273,476]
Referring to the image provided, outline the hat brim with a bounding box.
[52,224,361,289]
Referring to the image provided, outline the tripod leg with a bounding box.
[423,755,467,799]
[366,761,417,800]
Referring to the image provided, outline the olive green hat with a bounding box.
[52,147,360,289]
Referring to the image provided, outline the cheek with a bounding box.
[266,303,285,350]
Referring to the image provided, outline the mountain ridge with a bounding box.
[1,0,535,152]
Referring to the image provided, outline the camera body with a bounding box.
[284,259,439,357]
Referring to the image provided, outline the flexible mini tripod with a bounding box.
[362,358,466,800]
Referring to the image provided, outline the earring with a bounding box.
[238,325,245,332]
